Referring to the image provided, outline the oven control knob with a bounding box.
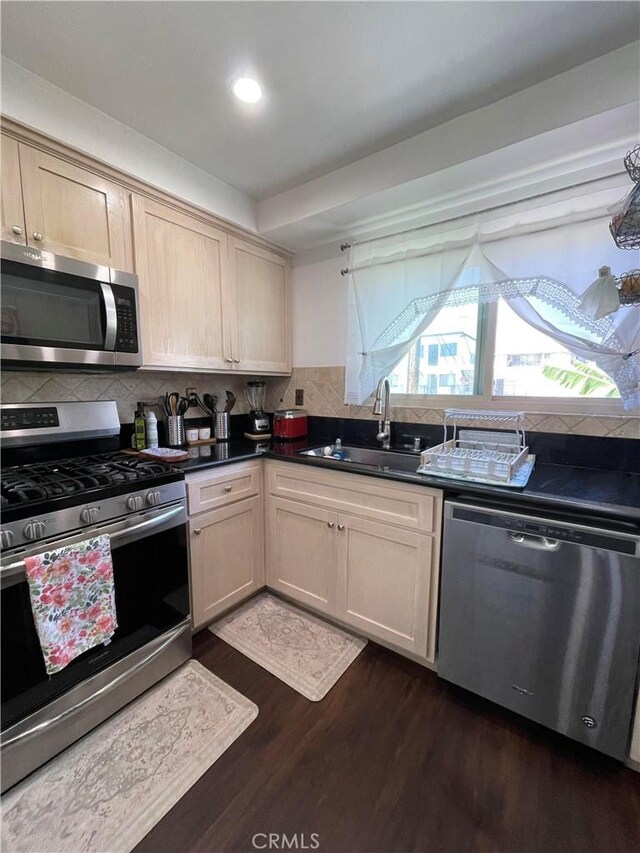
[126,495,144,512]
[145,490,161,507]
[80,507,100,524]
[0,530,15,549]
[23,521,46,541]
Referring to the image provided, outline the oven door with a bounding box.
[1,501,190,737]
[1,242,117,367]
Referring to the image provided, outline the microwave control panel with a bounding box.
[112,286,139,353]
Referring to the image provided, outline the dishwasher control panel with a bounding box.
[450,504,638,555]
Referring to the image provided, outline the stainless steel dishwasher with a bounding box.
[438,499,640,759]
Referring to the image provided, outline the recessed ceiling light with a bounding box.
[233,78,263,104]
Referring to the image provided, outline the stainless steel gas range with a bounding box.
[0,401,191,793]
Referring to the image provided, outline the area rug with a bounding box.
[211,593,367,701]
[1,661,258,853]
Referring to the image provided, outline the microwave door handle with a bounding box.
[100,282,117,351]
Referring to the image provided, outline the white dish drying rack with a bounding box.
[419,409,530,483]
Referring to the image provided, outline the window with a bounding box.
[388,302,480,395]
[493,298,619,399]
[388,293,620,406]
[506,354,542,368]
[438,374,456,388]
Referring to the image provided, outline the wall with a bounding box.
[0,369,265,424]
[1,58,257,232]
[292,254,346,367]
[266,366,639,439]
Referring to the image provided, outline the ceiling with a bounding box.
[1,1,638,201]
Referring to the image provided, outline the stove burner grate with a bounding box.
[1,453,176,509]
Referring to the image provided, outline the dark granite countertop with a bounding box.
[175,438,640,524]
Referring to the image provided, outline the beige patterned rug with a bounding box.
[211,593,367,701]
[1,661,258,853]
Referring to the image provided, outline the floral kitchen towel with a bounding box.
[24,534,118,675]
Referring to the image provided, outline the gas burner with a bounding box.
[1,452,179,511]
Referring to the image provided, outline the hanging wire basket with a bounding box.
[609,181,640,249]
[624,143,640,182]
[615,269,640,306]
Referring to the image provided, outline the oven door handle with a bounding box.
[1,504,185,580]
[109,504,184,545]
[0,618,191,749]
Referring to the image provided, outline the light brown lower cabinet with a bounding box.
[265,490,439,661]
[336,514,433,656]
[189,495,264,629]
[266,497,338,614]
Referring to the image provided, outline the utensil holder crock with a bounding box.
[215,412,230,441]
[167,415,185,447]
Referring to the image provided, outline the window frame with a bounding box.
[389,301,628,415]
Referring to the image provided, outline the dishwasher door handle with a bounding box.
[507,531,560,551]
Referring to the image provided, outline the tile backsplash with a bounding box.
[0,369,262,423]
[267,366,640,440]
[2,365,638,439]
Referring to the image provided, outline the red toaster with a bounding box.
[273,409,308,440]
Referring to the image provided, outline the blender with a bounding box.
[245,381,270,436]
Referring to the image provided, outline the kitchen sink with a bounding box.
[299,445,422,475]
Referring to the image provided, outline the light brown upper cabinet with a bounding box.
[1,136,27,244]
[228,237,291,374]
[18,145,133,270]
[131,196,232,371]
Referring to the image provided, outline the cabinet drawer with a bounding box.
[266,461,441,534]
[187,461,261,515]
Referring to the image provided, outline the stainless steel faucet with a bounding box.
[372,376,391,449]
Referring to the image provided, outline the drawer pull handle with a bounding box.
[327,522,335,528]
[11,225,23,236]
[337,524,345,531]
[194,528,202,535]
[224,485,232,493]
[32,231,44,241]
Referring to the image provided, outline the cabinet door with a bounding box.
[18,144,133,269]
[1,136,26,244]
[132,196,231,370]
[337,514,433,658]
[266,496,338,613]
[190,496,264,629]
[228,237,291,374]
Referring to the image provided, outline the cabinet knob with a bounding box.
[194,528,202,535]
[327,521,335,528]
[224,485,232,493]
[338,524,345,531]
[11,225,23,236]
[225,358,233,364]
[233,359,240,364]
[32,231,44,242]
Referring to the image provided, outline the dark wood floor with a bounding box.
[135,630,640,853]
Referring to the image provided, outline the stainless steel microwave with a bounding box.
[0,241,142,369]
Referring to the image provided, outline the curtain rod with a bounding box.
[339,172,625,275]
